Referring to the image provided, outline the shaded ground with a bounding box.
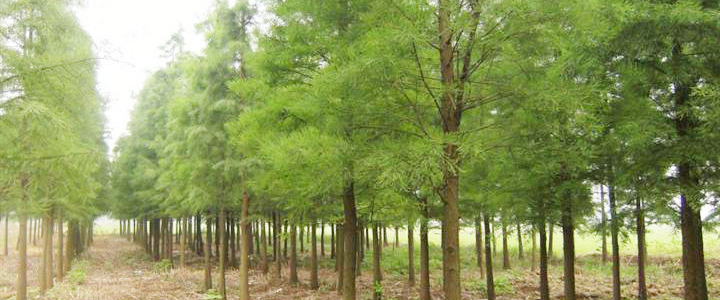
[1,235,719,299]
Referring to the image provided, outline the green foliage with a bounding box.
[67,260,89,285]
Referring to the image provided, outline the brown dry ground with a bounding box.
[1,235,719,300]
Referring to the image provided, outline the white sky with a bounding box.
[73,0,217,154]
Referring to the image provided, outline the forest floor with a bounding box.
[1,235,720,299]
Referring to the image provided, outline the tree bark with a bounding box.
[273,212,282,281]
[331,223,335,259]
[56,212,64,281]
[516,221,523,259]
[46,213,54,290]
[562,204,576,300]
[342,180,357,300]
[636,196,647,300]
[502,220,510,270]
[180,217,186,268]
[548,222,553,258]
[261,217,269,274]
[373,224,383,300]
[538,218,550,300]
[337,223,344,296]
[4,214,8,256]
[419,197,431,300]
[321,221,325,257]
[601,185,608,264]
[40,216,48,294]
[239,189,251,300]
[204,217,213,291]
[609,185,621,300]
[483,213,495,300]
[310,222,319,289]
[290,223,299,285]
[408,220,415,286]
[17,177,28,300]
[219,208,227,300]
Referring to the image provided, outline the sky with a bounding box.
[73,0,217,155]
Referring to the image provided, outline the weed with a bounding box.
[67,260,90,285]
[201,289,222,300]
[154,259,173,272]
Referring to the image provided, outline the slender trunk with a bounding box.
[483,213,495,300]
[239,189,251,300]
[273,212,282,281]
[502,220,510,269]
[408,220,415,286]
[180,217,186,268]
[45,214,54,290]
[609,185,621,300]
[56,212,64,281]
[289,223,299,285]
[383,226,388,247]
[65,221,74,273]
[40,216,48,294]
[230,217,237,268]
[548,222,553,258]
[219,209,227,300]
[321,221,325,257]
[373,224,383,300]
[531,226,537,272]
[331,223,336,259]
[538,217,549,300]
[601,185,608,264]
[261,217,269,274]
[204,217,213,291]
[310,222,319,289]
[336,223,344,296]
[419,197,431,300]
[394,227,399,249]
[517,221,523,260]
[342,181,357,300]
[299,224,304,253]
[17,177,28,300]
[636,196,647,300]
[492,221,497,257]
[283,221,288,260]
[562,203,576,300]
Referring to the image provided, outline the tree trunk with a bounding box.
[40,216,48,294]
[601,185,608,264]
[562,204,576,300]
[531,226,537,272]
[609,185,621,300]
[239,189,251,300]
[517,221,523,260]
[408,220,415,286]
[437,1,462,299]
[261,217,269,274]
[502,220,510,270]
[46,213,54,290]
[394,227,399,249]
[483,213,495,300]
[674,39,708,300]
[299,224,304,253]
[336,223,344,296]
[204,217,213,291]
[230,217,237,268]
[219,208,227,300]
[180,217,186,268]
[373,224,383,300]
[548,222,553,258]
[636,196,647,300]
[321,221,325,257]
[331,223,335,259]
[342,181,358,300]
[65,220,74,273]
[492,221,497,257]
[310,222,319,290]
[290,224,299,285]
[273,213,282,281]
[419,197,431,300]
[383,226,388,247]
[538,218,550,300]
[57,212,64,281]
[17,177,28,300]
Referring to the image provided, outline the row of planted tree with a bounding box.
[110,1,720,300]
[0,1,110,300]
